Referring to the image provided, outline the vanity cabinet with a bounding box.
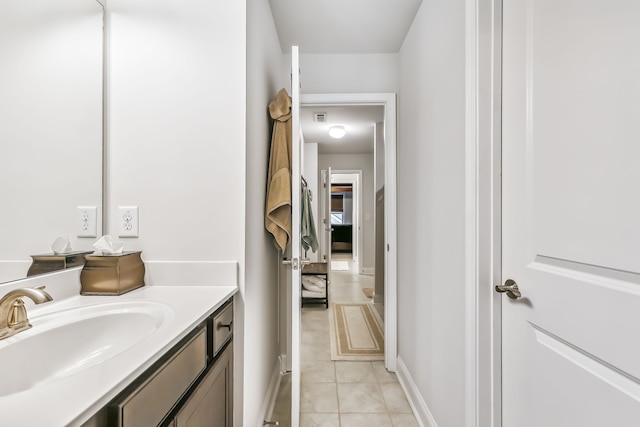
[172,342,233,427]
[171,301,233,427]
[111,327,208,426]
[83,299,234,427]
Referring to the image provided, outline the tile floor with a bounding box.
[273,254,420,427]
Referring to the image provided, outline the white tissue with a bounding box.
[51,235,72,254]
[93,235,124,255]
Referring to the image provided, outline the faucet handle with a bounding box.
[8,299,28,328]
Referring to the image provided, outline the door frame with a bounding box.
[319,169,332,264]
[465,0,502,426]
[301,92,398,372]
[328,171,363,273]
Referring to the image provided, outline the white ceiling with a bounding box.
[302,105,384,155]
[269,0,422,155]
[268,0,423,54]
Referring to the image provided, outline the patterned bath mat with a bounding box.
[329,303,384,360]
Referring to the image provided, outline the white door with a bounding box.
[502,1,640,426]
[289,45,302,427]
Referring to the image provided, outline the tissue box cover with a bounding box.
[80,251,145,295]
[27,251,93,277]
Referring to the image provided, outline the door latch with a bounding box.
[282,257,300,270]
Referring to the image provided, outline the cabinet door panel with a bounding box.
[175,342,233,427]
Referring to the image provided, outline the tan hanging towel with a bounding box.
[265,88,292,252]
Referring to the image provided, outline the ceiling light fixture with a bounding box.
[329,125,346,139]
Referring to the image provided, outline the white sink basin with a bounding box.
[0,300,173,397]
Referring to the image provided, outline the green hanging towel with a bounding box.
[301,186,319,253]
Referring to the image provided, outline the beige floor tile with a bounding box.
[372,361,399,383]
[390,413,420,427]
[302,337,332,361]
[380,382,412,413]
[303,306,329,314]
[340,413,393,427]
[300,413,340,427]
[302,327,330,345]
[300,382,339,413]
[302,360,335,383]
[302,317,330,329]
[334,361,376,383]
[330,289,371,303]
[302,310,330,332]
[337,382,387,413]
[278,253,416,424]
[300,328,329,339]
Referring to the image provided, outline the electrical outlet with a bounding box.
[78,206,97,237]
[118,206,139,237]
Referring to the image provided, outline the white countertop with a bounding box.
[0,284,237,427]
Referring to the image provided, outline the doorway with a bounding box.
[301,93,397,371]
[322,171,364,274]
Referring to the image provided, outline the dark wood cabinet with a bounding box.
[174,342,233,427]
[82,299,234,427]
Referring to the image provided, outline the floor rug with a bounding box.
[362,287,374,298]
[331,260,350,271]
[329,303,384,361]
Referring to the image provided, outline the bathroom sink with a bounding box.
[0,300,173,397]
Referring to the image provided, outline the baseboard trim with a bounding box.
[258,359,283,427]
[396,357,439,427]
[362,267,374,275]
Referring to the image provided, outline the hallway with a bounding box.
[274,254,419,427]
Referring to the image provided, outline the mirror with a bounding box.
[0,0,104,283]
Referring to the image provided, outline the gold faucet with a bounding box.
[0,286,53,340]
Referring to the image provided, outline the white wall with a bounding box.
[293,53,400,93]
[107,1,248,425]
[318,154,375,273]
[107,0,246,264]
[245,0,289,424]
[295,52,398,275]
[398,1,467,426]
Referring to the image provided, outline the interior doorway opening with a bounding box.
[321,171,364,275]
[270,90,398,427]
[301,92,397,372]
